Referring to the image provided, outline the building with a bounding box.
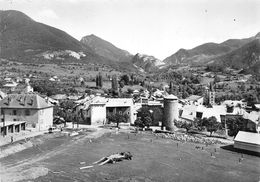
[186,95,204,105]
[0,94,53,132]
[208,82,215,105]
[75,96,136,126]
[106,98,136,124]
[234,131,260,153]
[209,91,215,105]
[3,81,18,93]
[163,94,178,131]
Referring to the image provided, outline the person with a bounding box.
[11,136,14,143]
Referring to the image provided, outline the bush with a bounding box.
[107,113,128,127]
[205,116,219,136]
[134,118,145,128]
[174,120,192,133]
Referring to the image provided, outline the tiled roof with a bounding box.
[106,98,133,107]
[0,94,53,109]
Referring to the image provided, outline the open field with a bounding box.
[0,129,259,182]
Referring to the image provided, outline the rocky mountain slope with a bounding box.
[81,34,132,62]
[132,53,165,72]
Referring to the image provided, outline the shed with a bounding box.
[234,131,260,153]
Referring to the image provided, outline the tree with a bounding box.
[134,117,145,128]
[214,75,220,83]
[96,75,99,88]
[194,118,203,131]
[111,75,118,91]
[174,120,192,133]
[119,80,125,88]
[127,88,134,94]
[120,74,130,85]
[96,72,103,88]
[226,117,249,137]
[99,72,103,88]
[143,116,152,128]
[107,113,128,127]
[205,116,219,136]
[169,81,174,94]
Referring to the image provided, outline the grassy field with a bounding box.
[1,130,259,182]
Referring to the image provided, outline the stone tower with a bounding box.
[163,94,178,131]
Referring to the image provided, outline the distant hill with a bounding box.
[81,34,132,62]
[0,10,105,63]
[164,34,256,65]
[132,53,165,72]
[212,38,260,75]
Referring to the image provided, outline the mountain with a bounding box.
[81,34,132,62]
[0,10,104,63]
[80,35,166,73]
[212,38,260,75]
[164,34,256,65]
[132,53,165,72]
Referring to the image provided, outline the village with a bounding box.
[0,69,260,181]
[0,1,260,180]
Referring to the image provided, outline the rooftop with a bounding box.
[234,131,260,145]
[186,95,203,101]
[164,94,178,100]
[0,94,53,109]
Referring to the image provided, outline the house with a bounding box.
[3,81,18,92]
[179,103,247,123]
[106,98,136,124]
[243,111,260,133]
[51,94,67,101]
[133,90,140,95]
[186,95,204,105]
[234,131,260,153]
[0,94,53,132]
[75,96,136,125]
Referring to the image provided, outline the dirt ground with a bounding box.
[0,129,259,182]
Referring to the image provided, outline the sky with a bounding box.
[0,0,260,60]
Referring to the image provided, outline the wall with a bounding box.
[106,107,131,123]
[3,108,39,127]
[90,104,106,125]
[2,107,53,131]
[163,99,178,131]
[234,141,260,153]
[38,107,53,130]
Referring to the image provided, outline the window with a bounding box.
[13,110,17,115]
[25,109,30,116]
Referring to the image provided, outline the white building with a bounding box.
[0,94,53,132]
[186,95,204,105]
[75,96,136,126]
[234,131,260,153]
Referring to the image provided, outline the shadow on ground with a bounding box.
[221,145,260,157]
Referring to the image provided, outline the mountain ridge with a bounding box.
[163,33,258,65]
[81,34,132,62]
[0,10,105,64]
